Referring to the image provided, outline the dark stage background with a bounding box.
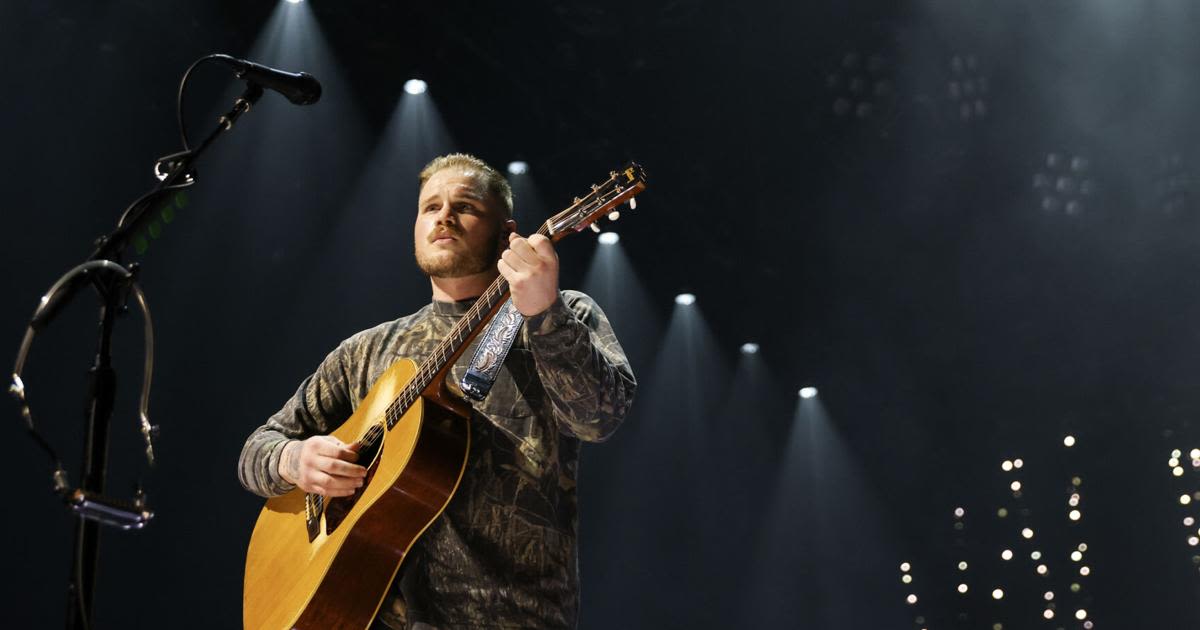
[4,1,1200,628]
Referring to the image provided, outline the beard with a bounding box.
[414,226,503,279]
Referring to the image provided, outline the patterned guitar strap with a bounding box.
[460,298,524,401]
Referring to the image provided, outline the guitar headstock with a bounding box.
[545,163,647,240]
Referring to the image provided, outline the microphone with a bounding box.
[217,56,322,105]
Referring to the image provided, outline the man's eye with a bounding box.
[424,205,439,213]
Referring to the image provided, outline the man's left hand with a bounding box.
[499,232,559,316]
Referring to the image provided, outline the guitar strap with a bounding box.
[460,298,524,401]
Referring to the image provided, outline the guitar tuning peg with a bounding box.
[591,184,600,191]
[608,210,621,221]
[589,223,601,233]
[629,198,637,210]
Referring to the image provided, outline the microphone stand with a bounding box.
[54,83,264,630]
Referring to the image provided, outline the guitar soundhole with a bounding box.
[325,426,384,535]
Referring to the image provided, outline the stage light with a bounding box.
[1189,537,1199,547]
[740,342,759,354]
[507,161,529,175]
[1078,543,1088,552]
[1076,609,1087,621]
[1186,517,1195,527]
[958,561,968,570]
[900,562,911,572]
[1173,449,1183,458]
[1010,481,1021,492]
[1064,435,1076,447]
[1069,493,1080,506]
[1071,551,1083,562]
[1175,467,1186,477]
[597,232,619,245]
[954,507,965,518]
[1001,549,1013,561]
[827,51,892,121]
[1044,591,1054,601]
[285,0,303,3]
[674,293,696,306]
[946,54,989,122]
[991,588,1004,600]
[1181,494,1192,506]
[1069,509,1081,521]
[1036,564,1047,575]
[1033,152,1095,216]
[1170,457,1180,467]
[1043,609,1055,620]
[1013,458,1024,469]
[1031,550,1042,560]
[1192,447,1200,460]
[1001,460,1013,471]
[1022,528,1034,539]
[799,387,818,399]
[957,583,968,593]
[1079,566,1090,576]
[404,79,427,95]
[901,574,912,584]
[906,594,918,605]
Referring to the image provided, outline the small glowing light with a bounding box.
[1043,609,1055,620]
[1076,609,1087,620]
[597,232,620,245]
[1001,549,1013,561]
[1010,481,1021,492]
[1185,517,1195,527]
[1072,476,1082,486]
[997,507,1008,518]
[900,562,911,572]
[1022,528,1034,539]
[954,507,965,518]
[957,561,968,571]
[506,161,529,175]
[1084,622,1094,630]
[992,588,1004,600]
[285,0,303,4]
[1191,448,1200,460]
[1071,551,1083,562]
[1001,460,1013,471]
[404,79,428,95]
[799,386,818,399]
[902,574,913,583]
[1193,458,1200,468]
[1079,566,1090,576]
[1031,550,1042,560]
[1176,467,1186,477]
[1182,494,1192,506]
[906,594,918,605]
[1036,564,1048,575]
[1044,591,1055,601]
[740,342,759,354]
[675,293,696,306]
[957,583,968,594]
[1013,458,1024,469]
[1071,582,1081,593]
[1069,509,1081,521]
[1174,449,1183,459]
[1063,435,1076,447]
[1069,493,1081,506]
[1077,543,1088,552]
[1189,537,1199,547]
[1170,457,1181,468]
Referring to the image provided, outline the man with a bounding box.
[238,153,636,629]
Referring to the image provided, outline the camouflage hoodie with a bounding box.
[238,290,636,628]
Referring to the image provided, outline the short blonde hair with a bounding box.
[419,153,514,219]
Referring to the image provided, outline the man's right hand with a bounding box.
[279,435,367,497]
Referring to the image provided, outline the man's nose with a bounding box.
[433,203,456,223]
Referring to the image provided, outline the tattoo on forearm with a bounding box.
[284,442,301,483]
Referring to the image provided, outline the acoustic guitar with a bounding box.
[243,164,647,629]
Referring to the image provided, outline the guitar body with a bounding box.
[243,358,470,630]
